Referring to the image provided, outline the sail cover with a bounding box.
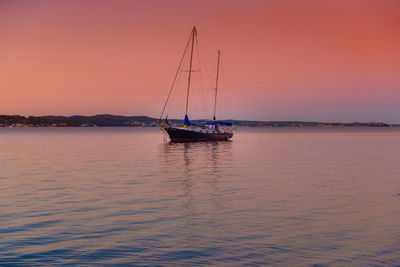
[184,114,190,126]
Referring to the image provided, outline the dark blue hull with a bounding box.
[162,126,233,142]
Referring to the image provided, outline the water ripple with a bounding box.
[1,127,400,265]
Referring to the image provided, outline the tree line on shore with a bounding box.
[0,114,397,127]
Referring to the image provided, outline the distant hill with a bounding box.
[1,114,398,127]
[0,115,80,127]
[228,120,393,127]
[42,114,158,127]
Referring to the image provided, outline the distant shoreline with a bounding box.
[1,114,399,128]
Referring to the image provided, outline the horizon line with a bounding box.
[1,113,398,125]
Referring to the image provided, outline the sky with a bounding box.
[1,0,399,122]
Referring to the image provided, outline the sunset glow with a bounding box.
[1,0,399,122]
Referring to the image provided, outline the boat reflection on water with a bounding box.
[159,141,234,246]
[160,140,233,174]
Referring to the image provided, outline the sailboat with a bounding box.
[160,26,234,142]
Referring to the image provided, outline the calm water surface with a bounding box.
[1,127,400,266]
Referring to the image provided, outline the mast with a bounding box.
[213,50,220,121]
[185,26,197,118]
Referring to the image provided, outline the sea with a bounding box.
[1,127,400,266]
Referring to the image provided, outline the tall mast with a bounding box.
[185,26,197,116]
[213,50,220,121]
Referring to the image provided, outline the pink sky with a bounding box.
[1,0,399,122]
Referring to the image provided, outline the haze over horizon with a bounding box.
[1,0,399,123]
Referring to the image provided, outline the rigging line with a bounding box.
[213,50,220,120]
[159,31,192,121]
[195,35,208,119]
[198,29,218,51]
[168,67,183,120]
[198,34,215,94]
[220,52,229,119]
[198,35,215,119]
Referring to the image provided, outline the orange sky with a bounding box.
[1,0,399,122]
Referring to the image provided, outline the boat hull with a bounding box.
[162,126,233,142]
